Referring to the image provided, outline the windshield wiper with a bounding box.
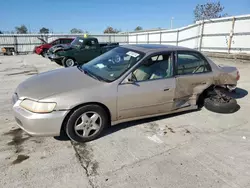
[83,68,98,80]
[83,68,108,82]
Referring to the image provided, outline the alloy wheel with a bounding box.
[74,111,102,138]
[65,59,75,67]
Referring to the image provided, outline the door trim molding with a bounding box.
[112,105,197,126]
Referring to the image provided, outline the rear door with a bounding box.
[174,51,214,108]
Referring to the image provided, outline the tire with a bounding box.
[204,95,238,114]
[65,105,108,143]
[62,57,76,67]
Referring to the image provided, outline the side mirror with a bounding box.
[122,72,137,84]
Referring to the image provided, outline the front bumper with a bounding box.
[35,47,43,55]
[47,53,55,61]
[12,100,69,136]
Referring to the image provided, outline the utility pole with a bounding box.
[171,17,174,29]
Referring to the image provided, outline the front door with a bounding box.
[174,51,214,108]
[117,52,176,120]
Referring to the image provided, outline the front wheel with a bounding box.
[63,57,76,67]
[65,105,108,143]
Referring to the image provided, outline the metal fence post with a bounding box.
[136,34,138,44]
[159,31,162,44]
[127,33,129,44]
[228,17,235,54]
[199,21,204,51]
[176,30,179,46]
[14,35,18,54]
[147,33,149,44]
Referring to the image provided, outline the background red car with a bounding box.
[34,38,74,57]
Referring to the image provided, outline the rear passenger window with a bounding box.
[51,39,60,45]
[177,52,211,75]
[61,39,67,44]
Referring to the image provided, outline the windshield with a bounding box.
[81,47,144,82]
[71,37,84,48]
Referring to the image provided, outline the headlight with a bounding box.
[20,99,56,113]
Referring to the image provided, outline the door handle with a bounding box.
[163,88,170,91]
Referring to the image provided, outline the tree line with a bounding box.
[0,2,227,34]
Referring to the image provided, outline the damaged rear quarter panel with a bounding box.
[207,58,238,86]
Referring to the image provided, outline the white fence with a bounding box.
[0,34,129,53]
[0,14,249,54]
[128,14,250,54]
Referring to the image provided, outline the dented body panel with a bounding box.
[174,72,214,107]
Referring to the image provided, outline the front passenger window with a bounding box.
[132,53,173,82]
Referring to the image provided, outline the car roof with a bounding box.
[76,37,97,40]
[121,44,197,54]
[55,38,74,40]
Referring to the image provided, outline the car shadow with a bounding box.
[53,109,199,142]
[220,87,248,99]
[54,130,70,141]
[101,109,199,138]
[229,88,248,99]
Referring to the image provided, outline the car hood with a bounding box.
[37,37,47,44]
[16,67,102,100]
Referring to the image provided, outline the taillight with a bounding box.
[236,70,240,81]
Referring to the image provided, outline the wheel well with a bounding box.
[60,102,111,134]
[196,85,215,107]
[65,56,76,61]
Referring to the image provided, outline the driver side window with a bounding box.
[177,52,211,75]
[132,53,173,82]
